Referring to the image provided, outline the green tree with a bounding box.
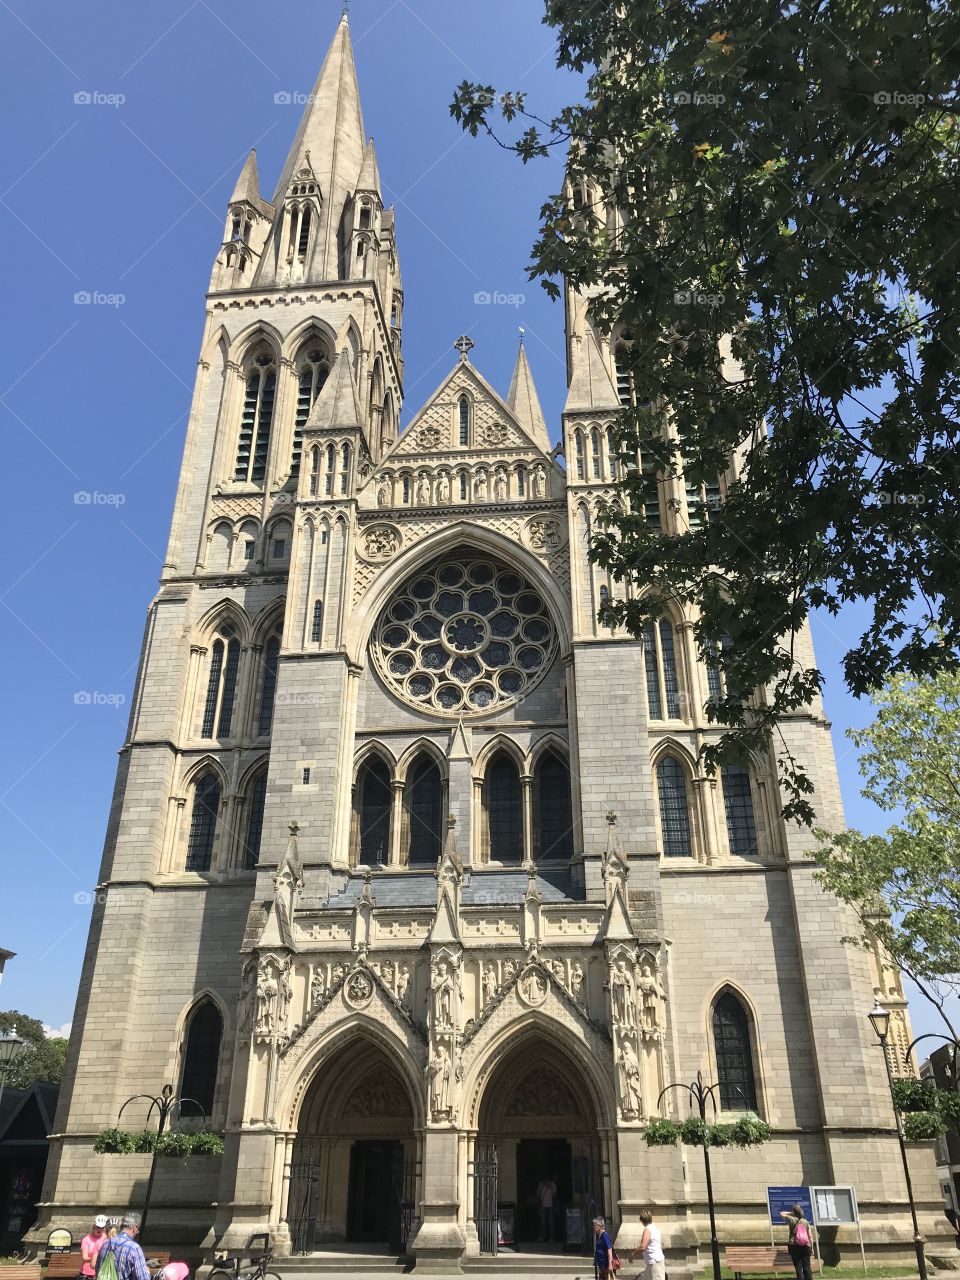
[451,1,960,820]
[0,1010,68,1088]
[814,667,960,1036]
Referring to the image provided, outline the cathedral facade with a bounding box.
[36,16,943,1273]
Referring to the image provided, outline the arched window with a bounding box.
[382,390,396,440]
[357,756,391,865]
[607,428,620,480]
[235,353,276,486]
[614,342,634,408]
[257,624,282,736]
[402,475,411,504]
[643,620,682,720]
[359,204,371,230]
[685,470,724,528]
[311,598,324,644]
[243,769,267,869]
[309,446,321,496]
[591,427,602,478]
[722,766,759,856]
[459,396,471,446]
[340,442,352,494]
[369,358,384,424]
[406,756,443,866]
[575,430,585,481]
[459,472,467,501]
[656,755,692,857]
[486,752,523,864]
[535,750,573,861]
[517,466,526,497]
[324,443,335,496]
[293,346,330,479]
[207,522,232,572]
[186,772,221,872]
[178,1000,222,1120]
[201,625,241,738]
[713,992,758,1110]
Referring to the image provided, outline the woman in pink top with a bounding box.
[81,1217,109,1278]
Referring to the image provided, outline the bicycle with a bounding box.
[208,1240,282,1280]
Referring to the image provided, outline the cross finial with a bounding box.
[518,325,525,346]
[342,0,350,16]
[454,335,475,361]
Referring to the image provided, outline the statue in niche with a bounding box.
[376,476,390,507]
[331,962,346,987]
[571,961,585,1006]
[397,962,411,1007]
[310,968,326,1008]
[380,959,396,991]
[428,1043,452,1116]
[417,473,432,504]
[504,957,519,983]
[494,467,508,501]
[611,958,636,1028]
[549,958,566,987]
[474,470,488,501]
[617,1036,644,1118]
[437,473,450,504]
[638,961,661,1033]
[255,967,279,1039]
[483,963,498,1004]
[432,959,456,1031]
[532,463,547,498]
[520,967,546,1005]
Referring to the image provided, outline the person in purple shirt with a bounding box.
[96,1213,151,1280]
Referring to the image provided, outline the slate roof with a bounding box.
[322,868,581,911]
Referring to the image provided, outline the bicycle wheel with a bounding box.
[208,1267,237,1280]
[261,1270,284,1280]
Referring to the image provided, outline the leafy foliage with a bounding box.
[451,1,960,820]
[814,668,960,1014]
[643,1114,771,1147]
[0,1010,68,1088]
[902,1111,948,1141]
[94,1128,224,1157]
[892,1076,941,1114]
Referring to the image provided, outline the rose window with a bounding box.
[371,555,558,715]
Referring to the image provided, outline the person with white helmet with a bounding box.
[81,1215,109,1279]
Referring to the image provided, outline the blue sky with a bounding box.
[0,0,944,1046]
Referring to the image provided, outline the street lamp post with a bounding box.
[868,1001,928,1280]
[116,1084,205,1245]
[658,1072,724,1280]
[0,1026,26,1115]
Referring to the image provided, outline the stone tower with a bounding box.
[34,16,942,1274]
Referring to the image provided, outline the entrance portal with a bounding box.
[292,1039,417,1253]
[475,1034,603,1255]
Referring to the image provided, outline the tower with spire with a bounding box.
[35,12,933,1275]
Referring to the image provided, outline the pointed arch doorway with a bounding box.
[289,1038,419,1254]
[473,1034,605,1256]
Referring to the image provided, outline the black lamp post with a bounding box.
[0,1026,25,1114]
[658,1072,724,1280]
[868,1001,928,1280]
[116,1084,205,1245]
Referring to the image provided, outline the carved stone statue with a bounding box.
[533,463,547,498]
[331,962,346,986]
[639,962,660,1033]
[437,473,450,504]
[255,969,279,1038]
[483,963,498,1004]
[617,1037,643,1117]
[504,957,519,983]
[474,470,488,501]
[379,960,395,991]
[376,476,390,507]
[417,473,432,504]
[494,467,508,501]
[549,958,566,987]
[397,963,411,1007]
[428,1044,452,1116]
[432,959,455,1031]
[310,968,326,1008]
[611,959,637,1028]
[571,961,585,1006]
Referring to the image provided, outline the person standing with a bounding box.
[96,1212,151,1280]
[781,1203,814,1280]
[593,1216,615,1279]
[81,1215,109,1279]
[536,1176,557,1242]
[630,1208,665,1280]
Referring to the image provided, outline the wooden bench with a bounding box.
[725,1246,822,1279]
[42,1251,170,1279]
[0,1266,43,1280]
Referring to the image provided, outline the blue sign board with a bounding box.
[767,1186,813,1226]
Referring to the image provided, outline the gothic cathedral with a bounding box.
[36,16,941,1273]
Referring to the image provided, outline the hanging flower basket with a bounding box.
[94,1128,224,1157]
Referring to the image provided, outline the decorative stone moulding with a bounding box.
[370,553,559,717]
